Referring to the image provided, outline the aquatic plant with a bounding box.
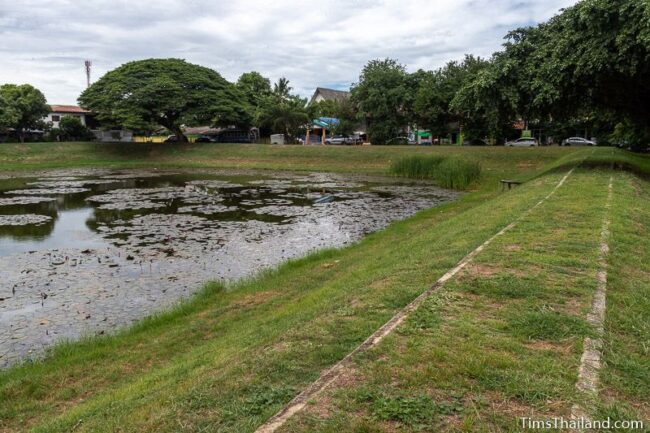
[390,155,481,189]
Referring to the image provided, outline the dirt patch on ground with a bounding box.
[523,339,575,355]
[517,161,537,169]
[560,296,587,316]
[483,390,551,418]
[231,291,280,310]
[465,263,501,277]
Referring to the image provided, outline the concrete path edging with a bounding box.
[571,176,614,423]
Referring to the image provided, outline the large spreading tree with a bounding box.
[79,58,250,142]
[0,84,49,142]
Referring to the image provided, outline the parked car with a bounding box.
[346,136,363,145]
[561,137,596,146]
[505,137,539,147]
[164,135,180,143]
[325,135,346,145]
[463,138,487,146]
[213,129,252,143]
[194,135,213,143]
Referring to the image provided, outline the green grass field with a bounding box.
[0,144,648,432]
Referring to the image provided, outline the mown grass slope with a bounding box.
[279,157,650,432]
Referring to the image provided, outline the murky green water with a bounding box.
[0,168,458,367]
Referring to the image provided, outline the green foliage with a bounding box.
[0,93,19,130]
[0,84,49,142]
[252,77,311,138]
[236,71,272,108]
[78,58,250,142]
[371,395,463,426]
[455,0,650,144]
[610,119,650,150]
[351,59,411,144]
[310,99,339,118]
[259,95,310,138]
[390,155,481,189]
[56,116,95,141]
[414,55,489,139]
[236,71,273,128]
[273,77,292,101]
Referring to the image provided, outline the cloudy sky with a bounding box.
[0,0,577,104]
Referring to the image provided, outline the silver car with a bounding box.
[506,137,539,147]
[561,137,596,146]
[325,136,346,145]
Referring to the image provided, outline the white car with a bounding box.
[506,137,539,147]
[561,137,596,146]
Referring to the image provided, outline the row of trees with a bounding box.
[351,0,650,146]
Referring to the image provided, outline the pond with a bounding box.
[0,168,458,367]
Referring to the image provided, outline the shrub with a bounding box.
[57,116,95,141]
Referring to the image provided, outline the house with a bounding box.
[45,105,134,142]
[309,87,351,105]
[46,105,92,128]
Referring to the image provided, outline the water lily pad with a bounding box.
[0,196,57,206]
[6,187,90,195]
[0,214,52,226]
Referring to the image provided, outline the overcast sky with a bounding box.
[0,0,577,105]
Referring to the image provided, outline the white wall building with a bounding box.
[46,105,91,128]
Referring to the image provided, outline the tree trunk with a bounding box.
[170,126,188,143]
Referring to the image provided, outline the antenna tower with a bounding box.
[84,60,92,88]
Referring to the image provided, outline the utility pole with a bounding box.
[84,60,92,88]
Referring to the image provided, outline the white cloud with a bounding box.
[0,0,577,104]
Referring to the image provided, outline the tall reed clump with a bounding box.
[390,155,481,189]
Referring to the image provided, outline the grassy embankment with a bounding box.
[282,153,650,432]
[0,144,648,432]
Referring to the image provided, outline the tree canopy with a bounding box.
[236,71,272,126]
[0,93,19,131]
[351,59,412,144]
[0,84,49,142]
[78,58,250,141]
[236,71,272,107]
[255,77,309,138]
[454,0,650,146]
[413,56,488,139]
